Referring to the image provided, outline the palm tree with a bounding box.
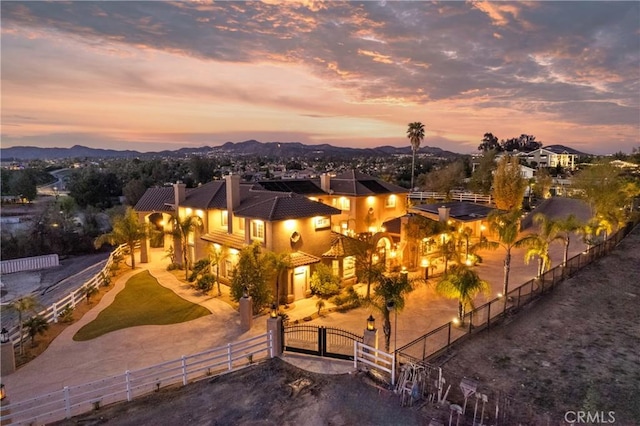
[370,273,415,352]
[406,122,425,190]
[477,209,530,312]
[10,296,39,355]
[172,215,204,280]
[520,213,564,276]
[355,234,386,300]
[265,252,292,306]
[209,244,229,296]
[435,264,490,323]
[24,315,49,347]
[582,216,613,248]
[95,207,147,270]
[555,214,583,266]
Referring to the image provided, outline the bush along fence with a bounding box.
[3,244,128,347]
[0,331,275,425]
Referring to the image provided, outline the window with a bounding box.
[315,216,330,230]
[251,220,265,240]
[343,256,355,278]
[223,260,233,278]
[221,211,228,227]
[385,195,396,208]
[238,217,245,231]
[340,197,351,211]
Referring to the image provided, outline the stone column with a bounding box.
[363,327,378,351]
[239,296,253,332]
[266,316,283,358]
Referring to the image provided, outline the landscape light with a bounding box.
[367,315,375,331]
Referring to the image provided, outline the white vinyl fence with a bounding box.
[0,331,274,425]
[354,341,396,386]
[408,191,492,204]
[3,244,128,345]
[1,254,59,274]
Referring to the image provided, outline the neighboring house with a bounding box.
[134,171,409,302]
[407,201,497,267]
[519,147,578,171]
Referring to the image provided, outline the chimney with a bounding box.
[320,173,331,193]
[438,206,450,223]
[225,174,241,234]
[173,182,186,208]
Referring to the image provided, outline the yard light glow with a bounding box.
[185,208,192,216]
[497,292,503,298]
[367,315,375,331]
[453,317,460,325]
[284,219,296,231]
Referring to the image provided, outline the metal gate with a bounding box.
[283,325,363,360]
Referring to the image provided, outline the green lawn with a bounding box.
[74,270,211,341]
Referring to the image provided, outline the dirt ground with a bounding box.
[439,224,640,425]
[53,358,428,426]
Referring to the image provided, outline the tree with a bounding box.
[172,215,204,279]
[95,207,147,270]
[230,242,272,315]
[436,264,490,322]
[420,160,466,197]
[24,315,49,347]
[122,178,148,206]
[407,122,425,190]
[533,167,553,200]
[477,132,501,152]
[370,273,415,352]
[520,214,564,276]
[492,155,527,211]
[209,244,229,296]
[555,214,583,267]
[10,296,39,355]
[477,209,530,312]
[469,150,498,194]
[354,234,386,300]
[310,263,342,298]
[8,170,37,201]
[265,252,292,306]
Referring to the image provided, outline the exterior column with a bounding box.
[266,316,283,357]
[1,340,15,376]
[239,295,253,332]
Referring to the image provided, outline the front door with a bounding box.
[293,267,307,300]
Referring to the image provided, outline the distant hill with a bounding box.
[0,140,457,161]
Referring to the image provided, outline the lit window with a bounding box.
[315,216,330,230]
[385,195,396,208]
[251,220,265,240]
[238,217,245,231]
[339,197,351,211]
[221,211,228,227]
[343,256,355,278]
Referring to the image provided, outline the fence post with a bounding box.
[52,302,58,323]
[468,311,473,334]
[487,303,491,329]
[63,386,71,419]
[181,355,188,386]
[447,322,452,347]
[353,341,358,370]
[125,370,132,401]
[391,352,396,387]
[517,287,522,308]
[227,343,232,371]
[70,291,76,308]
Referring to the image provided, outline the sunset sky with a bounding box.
[1,1,638,155]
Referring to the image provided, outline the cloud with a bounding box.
[1,1,638,154]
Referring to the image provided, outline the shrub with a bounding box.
[58,304,75,323]
[310,263,341,298]
[196,273,215,294]
[330,286,362,311]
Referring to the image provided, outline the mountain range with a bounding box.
[0,140,456,161]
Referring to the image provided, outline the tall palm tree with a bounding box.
[265,252,292,306]
[406,122,425,190]
[209,244,229,296]
[10,296,39,355]
[173,215,204,280]
[370,273,415,352]
[95,207,147,270]
[477,209,530,312]
[555,214,583,266]
[436,264,490,323]
[355,234,386,300]
[521,213,564,276]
